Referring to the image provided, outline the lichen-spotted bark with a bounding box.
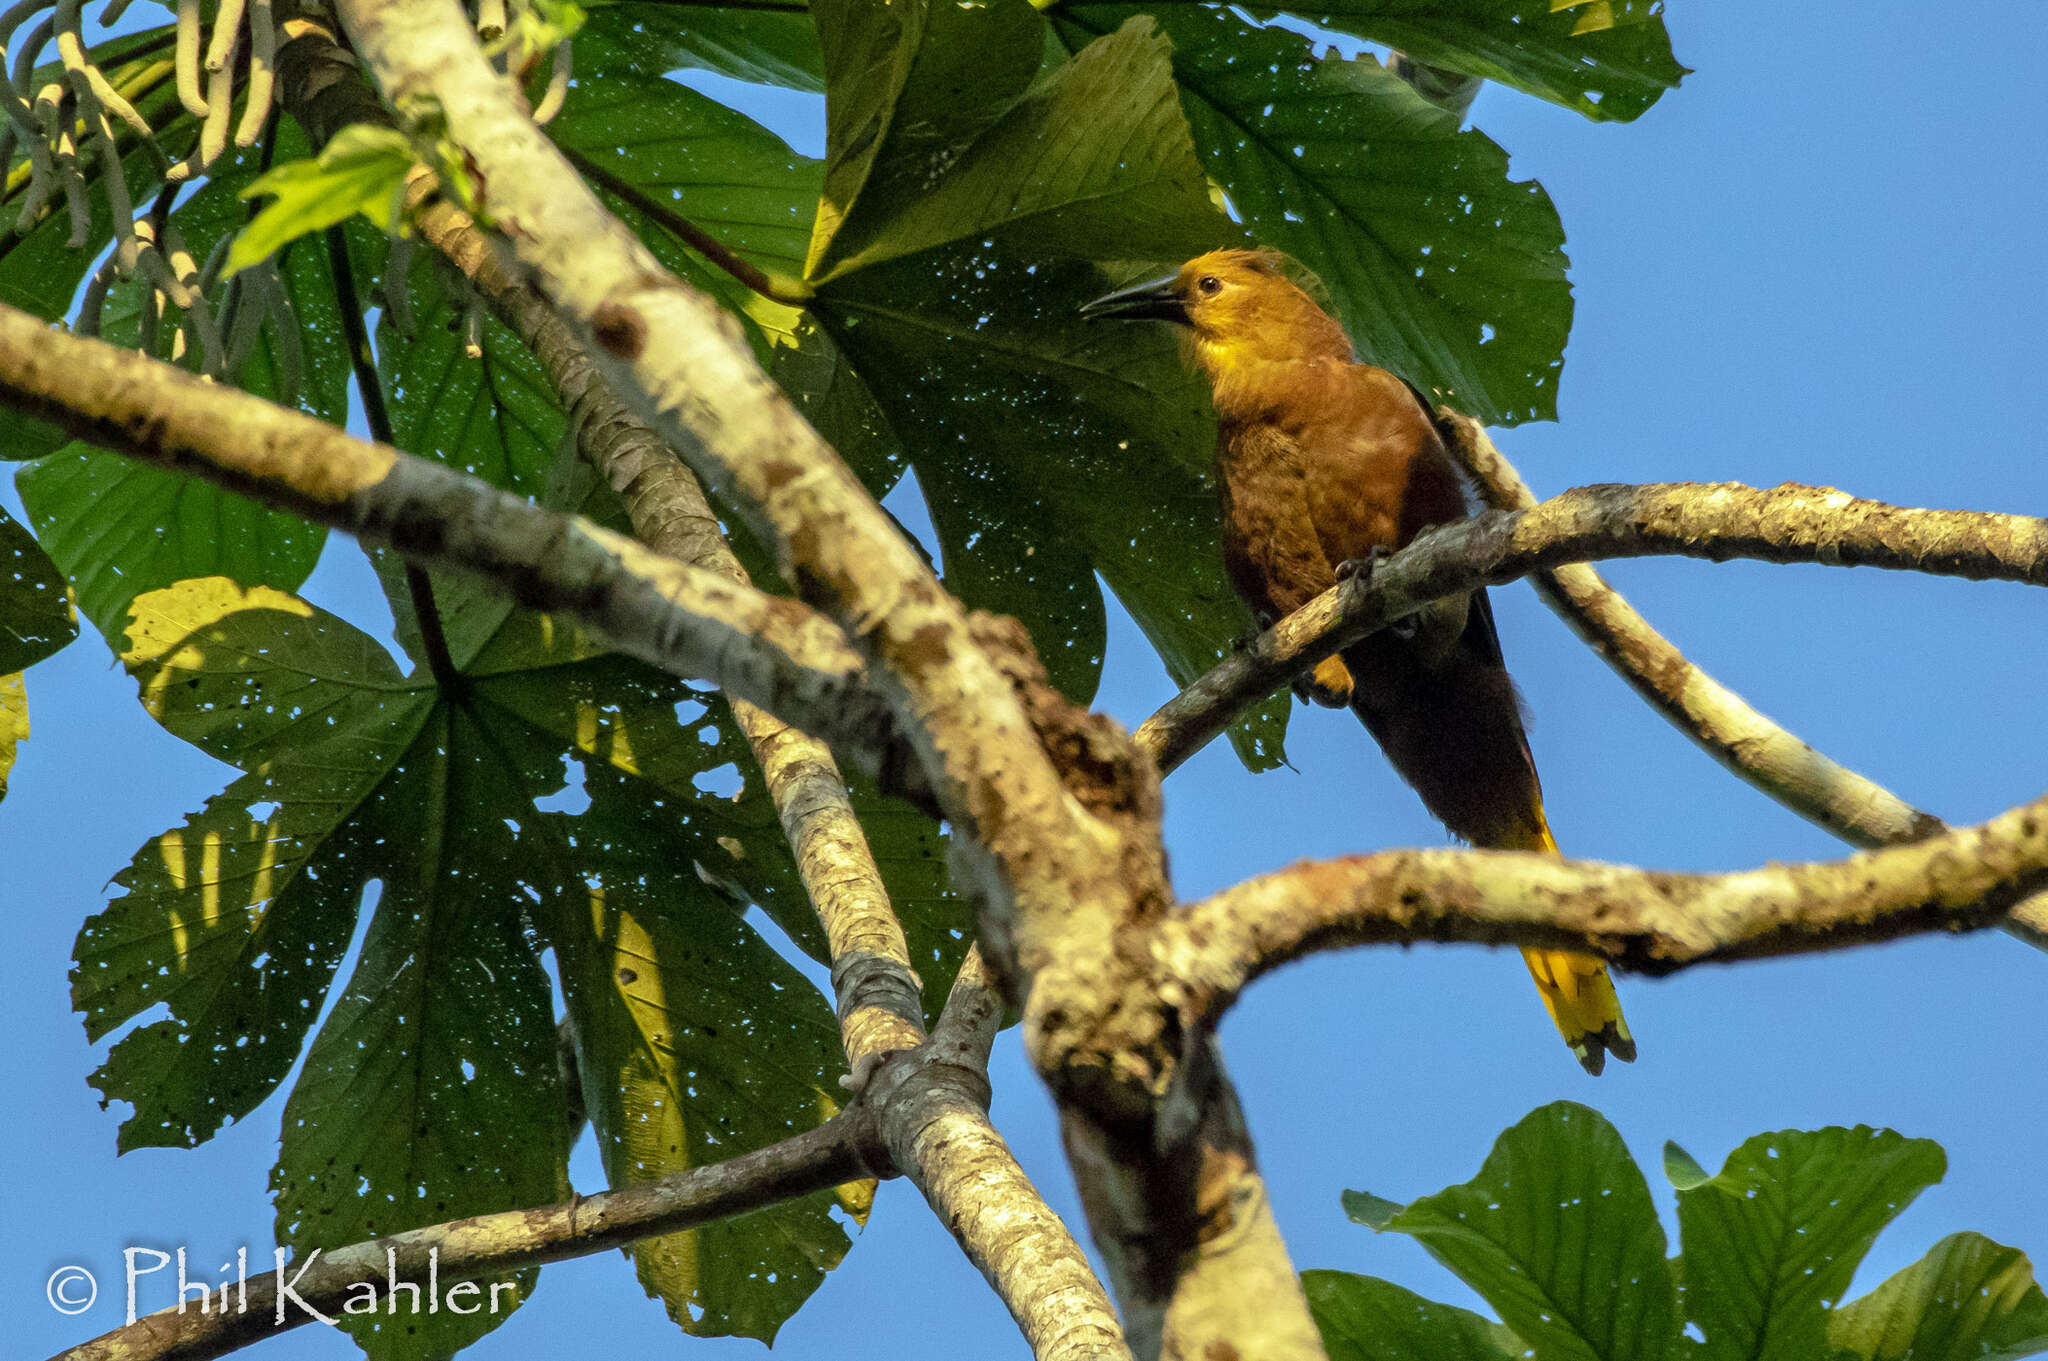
[1157,784,2048,1036]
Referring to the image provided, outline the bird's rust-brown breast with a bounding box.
[1212,358,1468,620]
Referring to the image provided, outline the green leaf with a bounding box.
[0,504,76,672]
[579,1,824,90]
[81,579,870,1348]
[1662,1140,1713,1191]
[1829,1233,2048,1361]
[1263,0,1689,123]
[1365,1101,1676,1361]
[816,244,1289,762]
[1304,1270,1522,1361]
[17,450,326,645]
[807,0,1045,277]
[75,581,429,1151]
[808,6,1232,280]
[1674,1127,1946,1361]
[225,125,415,279]
[272,699,570,1361]
[378,247,568,503]
[1342,1188,1406,1231]
[1057,5,1571,425]
[0,671,25,802]
[546,762,869,1340]
[548,21,823,284]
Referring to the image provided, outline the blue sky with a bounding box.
[10,2,2048,1356]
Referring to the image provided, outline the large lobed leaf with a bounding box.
[76,580,873,1352]
[1330,1105,2048,1361]
[1350,1101,1673,1360]
[1667,1126,1946,1361]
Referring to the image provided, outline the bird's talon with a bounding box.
[1335,546,1393,583]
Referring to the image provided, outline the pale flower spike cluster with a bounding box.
[0,0,563,382]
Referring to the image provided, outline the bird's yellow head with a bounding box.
[1080,249,1352,386]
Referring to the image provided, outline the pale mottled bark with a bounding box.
[51,1114,881,1361]
[0,305,898,751]
[1435,412,2048,949]
[1158,784,2048,1036]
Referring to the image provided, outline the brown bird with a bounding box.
[1083,248,1635,1074]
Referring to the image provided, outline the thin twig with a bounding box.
[560,143,807,305]
[326,222,463,690]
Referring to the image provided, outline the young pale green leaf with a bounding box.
[1829,1233,2048,1361]
[1367,1101,1676,1361]
[1342,1189,1407,1231]
[578,1,824,90]
[816,244,1290,765]
[1304,1270,1523,1361]
[1662,1140,1714,1191]
[1057,5,1571,426]
[1674,1127,1947,1361]
[1259,0,1688,123]
[809,6,1232,280]
[224,125,415,280]
[0,505,76,672]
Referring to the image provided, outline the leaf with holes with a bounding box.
[1671,1126,1947,1361]
[1253,0,1688,123]
[1056,5,1571,426]
[77,578,869,1353]
[816,242,1290,764]
[0,504,75,673]
[1828,1232,2048,1361]
[1351,1102,1675,1361]
[579,1,824,91]
[1304,1270,1523,1361]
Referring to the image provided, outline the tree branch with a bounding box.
[1134,479,2048,775]
[51,1112,884,1361]
[1434,411,2048,950]
[1157,784,2048,1037]
[0,302,902,759]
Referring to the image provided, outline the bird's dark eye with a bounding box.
[1196,274,1223,296]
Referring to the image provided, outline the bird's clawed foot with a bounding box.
[1334,545,1393,583]
[1292,654,1355,708]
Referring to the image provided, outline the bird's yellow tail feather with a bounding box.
[1509,822,1636,1076]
